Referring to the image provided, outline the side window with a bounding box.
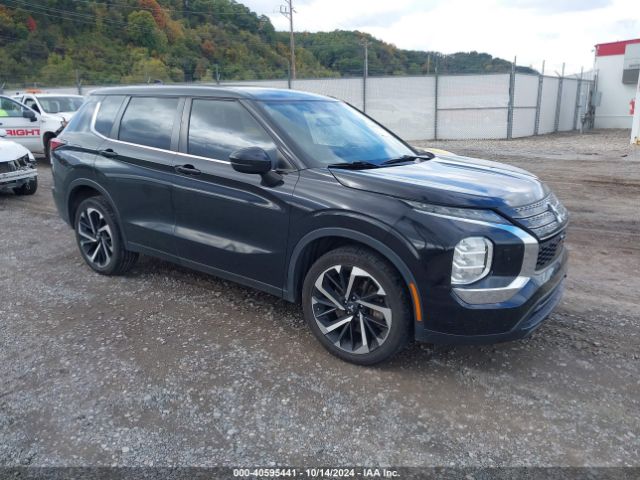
[118,96,179,150]
[62,98,98,133]
[0,97,27,117]
[188,99,275,161]
[24,98,40,113]
[94,95,125,137]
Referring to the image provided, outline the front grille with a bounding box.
[511,193,569,240]
[0,156,32,174]
[536,232,565,270]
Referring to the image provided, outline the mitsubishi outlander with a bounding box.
[51,86,568,365]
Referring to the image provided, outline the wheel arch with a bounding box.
[66,179,126,242]
[285,227,422,323]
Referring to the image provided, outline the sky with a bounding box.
[241,0,639,75]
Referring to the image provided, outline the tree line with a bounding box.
[0,0,535,87]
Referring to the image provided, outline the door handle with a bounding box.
[99,149,118,158]
[175,164,201,175]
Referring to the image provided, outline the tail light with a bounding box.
[49,137,66,153]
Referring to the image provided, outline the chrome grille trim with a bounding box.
[510,193,569,240]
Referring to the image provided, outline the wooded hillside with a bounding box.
[0,0,534,87]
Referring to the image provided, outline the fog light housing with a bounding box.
[451,237,493,285]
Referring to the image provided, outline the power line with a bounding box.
[68,0,272,17]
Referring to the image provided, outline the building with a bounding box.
[594,38,640,129]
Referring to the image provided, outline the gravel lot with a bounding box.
[1,129,639,467]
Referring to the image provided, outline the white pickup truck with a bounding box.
[0,93,83,159]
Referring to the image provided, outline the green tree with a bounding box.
[127,10,167,53]
[40,53,74,85]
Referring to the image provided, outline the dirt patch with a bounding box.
[1,130,639,467]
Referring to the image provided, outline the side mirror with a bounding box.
[229,147,273,175]
[23,109,37,122]
[0,128,7,138]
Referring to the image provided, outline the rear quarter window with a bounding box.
[94,95,125,137]
[61,98,97,134]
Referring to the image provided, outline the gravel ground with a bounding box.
[0,129,639,467]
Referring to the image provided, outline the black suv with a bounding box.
[51,86,568,365]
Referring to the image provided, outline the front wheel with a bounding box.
[13,177,37,195]
[302,246,412,365]
[74,196,138,275]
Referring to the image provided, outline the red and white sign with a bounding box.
[5,128,40,137]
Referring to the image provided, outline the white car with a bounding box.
[0,128,37,195]
[10,93,84,158]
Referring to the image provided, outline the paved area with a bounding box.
[1,130,638,467]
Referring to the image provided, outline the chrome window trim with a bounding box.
[90,98,231,165]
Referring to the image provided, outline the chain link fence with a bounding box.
[1,65,595,141]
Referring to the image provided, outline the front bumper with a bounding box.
[415,248,567,344]
[0,168,37,189]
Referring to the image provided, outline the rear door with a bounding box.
[171,97,298,293]
[94,95,183,256]
[0,97,41,152]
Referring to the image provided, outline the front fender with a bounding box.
[285,216,424,325]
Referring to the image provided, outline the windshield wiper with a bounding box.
[381,153,434,166]
[327,161,380,170]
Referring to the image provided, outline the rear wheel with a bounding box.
[302,246,412,365]
[74,196,138,275]
[44,135,53,162]
[13,177,37,196]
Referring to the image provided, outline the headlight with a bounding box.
[405,201,509,224]
[451,237,493,285]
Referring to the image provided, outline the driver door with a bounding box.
[171,98,298,294]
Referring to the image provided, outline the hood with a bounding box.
[42,111,76,122]
[329,153,549,209]
[0,138,31,162]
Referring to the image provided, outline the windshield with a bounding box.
[38,96,84,114]
[260,100,414,167]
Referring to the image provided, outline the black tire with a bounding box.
[74,196,138,275]
[44,135,53,163]
[302,246,412,365]
[13,177,37,196]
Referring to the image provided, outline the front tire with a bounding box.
[13,177,37,196]
[302,246,412,365]
[74,196,138,275]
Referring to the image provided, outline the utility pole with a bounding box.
[75,69,82,95]
[360,38,369,112]
[280,0,296,80]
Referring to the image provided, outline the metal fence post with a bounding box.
[534,60,545,136]
[434,67,439,140]
[361,39,369,113]
[573,67,583,130]
[507,57,516,140]
[554,62,565,132]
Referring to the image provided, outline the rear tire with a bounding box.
[44,135,53,163]
[302,246,412,365]
[13,177,37,196]
[74,196,138,275]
